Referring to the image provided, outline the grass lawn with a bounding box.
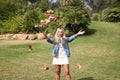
[0,21,120,80]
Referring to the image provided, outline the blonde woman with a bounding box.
[47,27,85,80]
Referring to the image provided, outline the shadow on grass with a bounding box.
[84,28,97,36]
[78,77,95,80]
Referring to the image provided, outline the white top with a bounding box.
[52,38,69,65]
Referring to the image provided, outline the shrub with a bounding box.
[1,15,24,34]
[43,0,91,36]
[91,13,99,21]
[54,7,90,36]
[39,0,52,12]
[23,10,46,33]
[45,22,58,37]
[103,7,120,22]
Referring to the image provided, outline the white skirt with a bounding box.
[52,47,69,65]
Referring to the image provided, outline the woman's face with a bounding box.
[57,29,64,38]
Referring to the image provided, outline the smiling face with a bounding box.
[54,28,66,45]
[57,29,64,38]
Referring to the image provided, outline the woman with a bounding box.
[47,27,85,80]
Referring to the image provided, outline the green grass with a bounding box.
[0,21,120,80]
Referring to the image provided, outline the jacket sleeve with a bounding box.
[66,34,77,42]
[47,38,54,44]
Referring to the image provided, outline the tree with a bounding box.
[23,10,45,33]
[2,15,24,34]
[0,0,18,21]
[103,0,120,22]
[39,0,52,12]
[46,0,90,36]
[84,0,117,13]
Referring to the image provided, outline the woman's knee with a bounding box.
[55,65,61,75]
[55,70,61,75]
[65,71,70,75]
[63,64,70,75]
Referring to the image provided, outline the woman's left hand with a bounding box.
[77,30,85,36]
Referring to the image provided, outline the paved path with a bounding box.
[0,40,41,46]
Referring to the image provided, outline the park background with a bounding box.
[0,0,120,80]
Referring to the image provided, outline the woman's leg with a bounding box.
[63,64,71,80]
[55,65,61,80]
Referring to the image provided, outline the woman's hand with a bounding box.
[43,32,48,38]
[76,30,85,36]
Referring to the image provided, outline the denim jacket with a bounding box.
[47,34,77,57]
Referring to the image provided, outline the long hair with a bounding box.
[54,27,66,46]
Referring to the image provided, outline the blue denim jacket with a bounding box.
[47,34,77,57]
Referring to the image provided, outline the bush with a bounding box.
[45,22,58,37]
[91,12,104,21]
[91,13,99,21]
[39,0,52,12]
[0,9,47,34]
[23,10,46,33]
[1,15,24,34]
[54,7,90,36]
[103,7,120,22]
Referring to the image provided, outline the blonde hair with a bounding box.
[54,28,66,46]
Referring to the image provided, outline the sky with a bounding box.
[48,0,92,10]
[49,0,57,3]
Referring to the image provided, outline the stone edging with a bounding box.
[0,33,50,40]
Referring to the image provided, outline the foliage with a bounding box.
[45,22,58,36]
[53,0,91,35]
[0,0,91,35]
[54,8,69,27]
[39,0,52,12]
[1,15,24,34]
[110,0,120,8]
[103,7,120,22]
[102,0,120,22]
[0,0,19,28]
[91,12,103,21]
[91,13,99,21]
[84,0,117,13]
[15,0,29,15]
[91,0,120,22]
[23,10,46,33]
